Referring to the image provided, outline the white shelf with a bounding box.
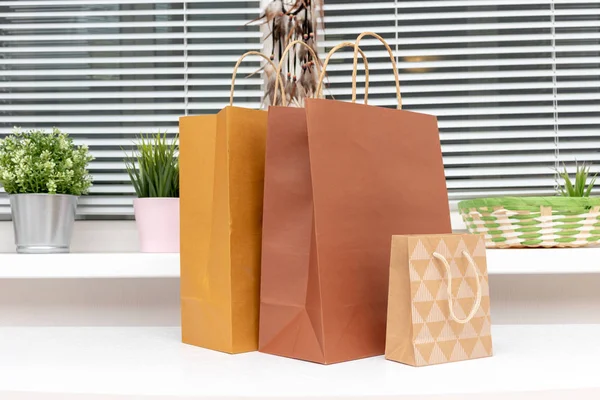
[0,325,598,399]
[0,247,597,279]
[486,247,600,275]
[0,253,179,278]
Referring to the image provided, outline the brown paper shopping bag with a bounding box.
[179,52,284,354]
[259,36,452,365]
[386,234,493,366]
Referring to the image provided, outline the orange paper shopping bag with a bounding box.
[386,234,493,366]
[179,52,284,354]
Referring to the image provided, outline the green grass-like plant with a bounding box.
[124,132,179,198]
[557,162,597,197]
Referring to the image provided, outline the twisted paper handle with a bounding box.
[432,250,482,324]
[229,51,285,107]
[352,32,402,109]
[315,42,370,103]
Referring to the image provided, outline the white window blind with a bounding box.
[555,1,600,168]
[1,1,598,219]
[323,0,600,208]
[0,0,262,218]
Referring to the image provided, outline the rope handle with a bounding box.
[315,42,370,103]
[352,32,402,109]
[432,250,482,324]
[229,51,285,107]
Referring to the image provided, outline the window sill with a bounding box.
[0,246,597,279]
[0,253,179,279]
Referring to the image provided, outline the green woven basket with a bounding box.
[458,197,600,248]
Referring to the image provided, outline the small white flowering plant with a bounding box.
[0,128,94,195]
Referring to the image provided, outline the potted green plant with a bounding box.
[0,128,93,253]
[125,132,179,253]
[459,162,600,248]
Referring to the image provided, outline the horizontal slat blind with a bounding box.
[555,1,600,170]
[324,0,559,207]
[0,0,261,218]
[2,1,598,219]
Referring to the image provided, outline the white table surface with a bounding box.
[0,325,598,398]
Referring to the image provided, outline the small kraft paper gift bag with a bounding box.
[386,234,492,366]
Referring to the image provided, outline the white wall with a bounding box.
[1,270,599,327]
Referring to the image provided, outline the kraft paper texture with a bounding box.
[259,99,452,364]
[386,234,493,366]
[180,106,267,354]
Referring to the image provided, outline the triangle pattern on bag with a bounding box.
[412,323,424,340]
[480,335,493,354]
[414,348,428,367]
[448,319,465,338]
[474,299,487,318]
[411,304,425,324]
[458,297,477,319]
[470,338,489,359]
[415,301,436,322]
[436,281,449,301]
[473,238,487,257]
[415,323,432,342]
[411,281,423,300]
[450,260,463,280]
[463,257,477,278]
[479,296,491,316]
[450,278,463,298]
[450,340,468,362]
[459,337,479,357]
[435,299,450,320]
[457,280,475,299]
[437,339,457,362]
[457,257,469,276]
[409,263,422,282]
[449,319,466,338]
[415,342,436,363]
[450,299,466,321]
[429,342,446,364]
[459,322,477,339]
[424,279,443,301]
[480,316,492,336]
[426,320,446,340]
[410,240,431,260]
[453,239,468,260]
[411,260,431,281]
[465,277,479,296]
[414,282,434,302]
[427,301,446,322]
[469,316,486,335]
[439,322,456,341]
[412,302,429,324]
[423,260,443,281]
[434,239,451,259]
[481,276,490,297]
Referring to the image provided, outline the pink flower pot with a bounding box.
[133,198,180,253]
